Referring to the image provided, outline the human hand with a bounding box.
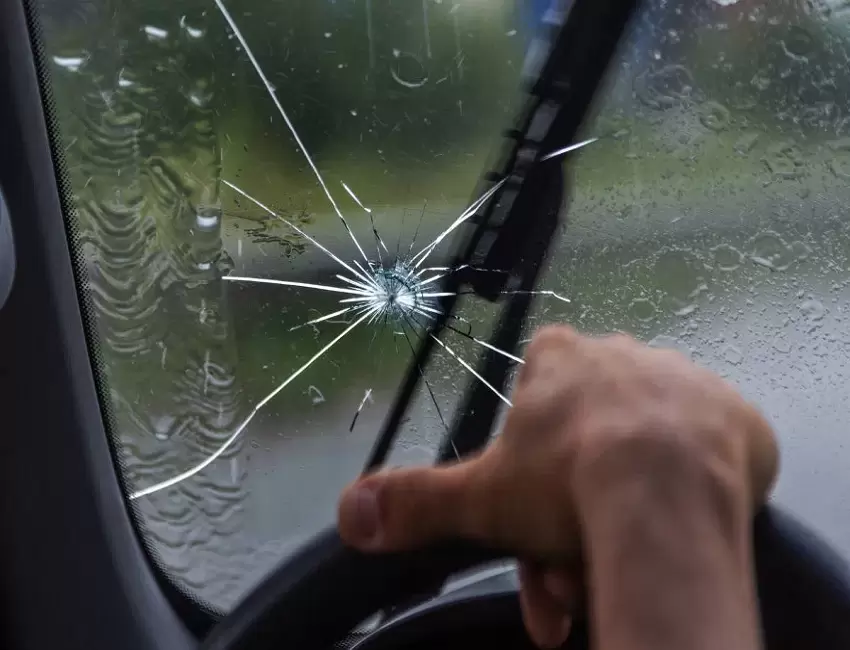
[337,325,779,649]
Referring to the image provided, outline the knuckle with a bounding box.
[576,418,695,482]
[651,347,689,365]
[521,326,580,379]
[601,331,638,348]
[526,325,577,357]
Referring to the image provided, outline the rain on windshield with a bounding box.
[39,0,850,611]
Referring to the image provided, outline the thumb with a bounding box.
[337,460,490,552]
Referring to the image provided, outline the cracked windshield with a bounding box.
[40,0,850,611]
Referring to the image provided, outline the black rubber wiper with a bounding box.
[365,0,642,472]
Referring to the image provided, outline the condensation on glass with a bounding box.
[36,0,850,611]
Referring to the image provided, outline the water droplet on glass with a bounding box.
[634,65,693,110]
[307,385,325,405]
[712,244,744,271]
[734,133,759,155]
[188,87,213,108]
[762,141,805,180]
[772,335,792,354]
[782,26,814,59]
[748,230,795,271]
[390,52,428,89]
[628,297,657,322]
[648,334,694,360]
[799,297,826,322]
[52,54,86,72]
[143,25,169,41]
[698,101,731,131]
[751,256,777,270]
[196,212,220,230]
[179,15,205,38]
[654,247,705,313]
[827,138,850,180]
[722,344,744,365]
[751,75,771,91]
[674,303,698,317]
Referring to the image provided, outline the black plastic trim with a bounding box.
[0,1,194,648]
[0,186,14,310]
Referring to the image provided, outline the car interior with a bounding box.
[3,0,850,648]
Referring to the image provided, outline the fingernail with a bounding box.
[539,617,572,649]
[347,484,381,547]
[542,571,573,602]
[557,616,572,642]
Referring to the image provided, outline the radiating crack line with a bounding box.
[336,273,381,294]
[372,223,388,261]
[413,303,445,317]
[411,180,505,269]
[341,181,373,214]
[461,336,525,365]
[456,288,571,303]
[429,333,513,407]
[367,311,390,352]
[541,137,599,161]
[415,264,505,277]
[416,273,446,288]
[409,137,599,270]
[341,181,389,262]
[413,308,525,365]
[425,315,475,342]
[338,295,381,304]
[367,306,385,325]
[498,289,571,303]
[399,315,459,460]
[223,275,368,297]
[213,0,370,263]
[223,180,375,287]
[416,307,474,335]
[130,308,374,499]
[349,388,374,433]
[406,201,429,259]
[289,306,356,332]
[354,259,381,289]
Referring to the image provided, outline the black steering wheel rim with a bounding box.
[202,505,850,650]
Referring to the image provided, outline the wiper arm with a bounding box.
[365,0,642,468]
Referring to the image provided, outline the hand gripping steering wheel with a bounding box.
[202,506,850,650]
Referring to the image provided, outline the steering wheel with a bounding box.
[200,505,850,650]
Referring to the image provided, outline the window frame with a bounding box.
[0,0,207,645]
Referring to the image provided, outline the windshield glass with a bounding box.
[37,0,850,612]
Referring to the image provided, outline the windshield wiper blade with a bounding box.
[365,0,643,470]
